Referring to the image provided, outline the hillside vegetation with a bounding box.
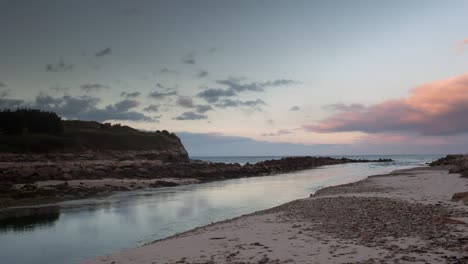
[0,109,184,153]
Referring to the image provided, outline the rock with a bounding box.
[452,192,468,201]
[149,181,179,188]
[432,216,467,225]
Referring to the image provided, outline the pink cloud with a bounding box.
[457,39,468,53]
[304,73,468,135]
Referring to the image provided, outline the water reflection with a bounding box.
[0,206,60,233]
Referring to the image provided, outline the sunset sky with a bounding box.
[1,0,468,156]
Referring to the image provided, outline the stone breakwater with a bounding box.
[0,156,392,208]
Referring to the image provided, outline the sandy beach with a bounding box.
[83,167,468,264]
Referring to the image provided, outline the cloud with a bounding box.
[262,129,292,137]
[182,52,196,65]
[322,103,365,112]
[208,47,217,54]
[0,81,6,88]
[457,39,468,53]
[215,99,266,109]
[197,70,208,78]
[120,91,141,98]
[95,47,112,57]
[0,98,24,109]
[143,104,160,112]
[217,78,296,93]
[197,88,236,103]
[46,58,73,72]
[195,105,213,113]
[304,73,468,135]
[149,90,178,100]
[50,86,70,92]
[176,96,195,108]
[19,94,152,122]
[113,99,140,112]
[174,111,208,120]
[80,83,110,92]
[160,68,178,74]
[197,78,296,103]
[175,97,213,113]
[290,106,300,111]
[0,90,9,98]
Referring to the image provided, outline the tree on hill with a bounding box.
[0,109,63,135]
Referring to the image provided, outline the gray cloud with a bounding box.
[198,78,296,103]
[176,96,213,113]
[95,47,112,57]
[215,99,266,109]
[121,91,141,98]
[50,86,70,92]
[182,52,196,65]
[0,90,9,98]
[80,83,110,92]
[176,96,195,108]
[195,104,213,113]
[149,90,178,100]
[46,58,73,72]
[290,106,300,111]
[323,103,365,112]
[197,88,236,103]
[0,98,24,109]
[25,94,152,122]
[174,111,208,120]
[197,70,208,78]
[114,99,140,112]
[217,78,296,93]
[0,81,6,88]
[262,129,292,137]
[0,93,153,122]
[160,68,178,74]
[143,104,160,112]
[208,47,217,54]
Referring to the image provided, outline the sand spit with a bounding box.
[83,168,468,264]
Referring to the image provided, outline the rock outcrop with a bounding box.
[0,156,393,208]
[0,156,393,185]
[429,154,468,177]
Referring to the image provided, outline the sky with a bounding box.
[1,0,468,156]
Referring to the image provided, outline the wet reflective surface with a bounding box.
[0,155,441,264]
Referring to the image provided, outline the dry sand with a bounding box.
[83,168,468,264]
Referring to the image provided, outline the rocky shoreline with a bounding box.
[0,154,392,209]
[83,156,468,264]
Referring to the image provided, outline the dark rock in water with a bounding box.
[149,181,179,188]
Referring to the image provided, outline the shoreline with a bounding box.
[83,166,468,264]
[0,156,392,211]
